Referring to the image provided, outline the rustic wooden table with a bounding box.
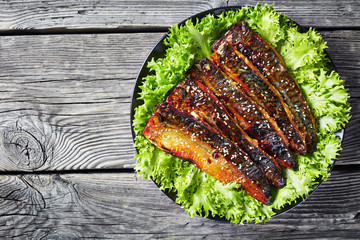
[0,1,359,239]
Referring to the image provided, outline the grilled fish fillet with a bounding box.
[212,41,306,155]
[143,103,272,204]
[166,77,285,188]
[192,58,296,170]
[213,21,316,152]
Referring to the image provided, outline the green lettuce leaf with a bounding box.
[133,4,351,224]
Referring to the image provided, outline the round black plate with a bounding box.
[130,6,344,222]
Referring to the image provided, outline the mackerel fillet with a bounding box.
[213,21,316,152]
[212,41,306,155]
[192,58,296,170]
[166,78,285,188]
[143,103,272,204]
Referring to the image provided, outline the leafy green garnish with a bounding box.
[133,4,351,224]
[187,23,212,59]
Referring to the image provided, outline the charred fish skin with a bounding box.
[166,78,285,188]
[212,41,307,155]
[192,58,296,170]
[143,103,271,204]
[213,21,316,152]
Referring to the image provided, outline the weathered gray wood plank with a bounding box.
[0,30,357,171]
[0,0,359,32]
[336,98,359,166]
[0,32,163,171]
[322,30,360,92]
[0,167,358,239]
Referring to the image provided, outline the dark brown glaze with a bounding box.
[166,78,285,188]
[143,103,271,204]
[191,58,296,170]
[212,41,307,155]
[213,21,316,152]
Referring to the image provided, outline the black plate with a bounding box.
[130,6,344,222]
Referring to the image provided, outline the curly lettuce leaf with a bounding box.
[133,4,351,224]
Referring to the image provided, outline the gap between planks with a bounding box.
[0,164,357,176]
[1,26,360,37]
[0,26,170,37]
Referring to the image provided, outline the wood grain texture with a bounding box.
[322,30,360,93]
[0,32,163,171]
[336,98,360,166]
[0,1,358,239]
[0,167,359,239]
[0,29,358,171]
[0,0,359,33]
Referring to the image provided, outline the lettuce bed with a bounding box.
[132,4,351,224]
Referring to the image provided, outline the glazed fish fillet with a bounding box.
[166,78,285,188]
[143,103,272,204]
[213,21,316,152]
[212,41,306,155]
[192,58,296,170]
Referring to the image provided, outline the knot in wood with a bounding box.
[1,129,45,170]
